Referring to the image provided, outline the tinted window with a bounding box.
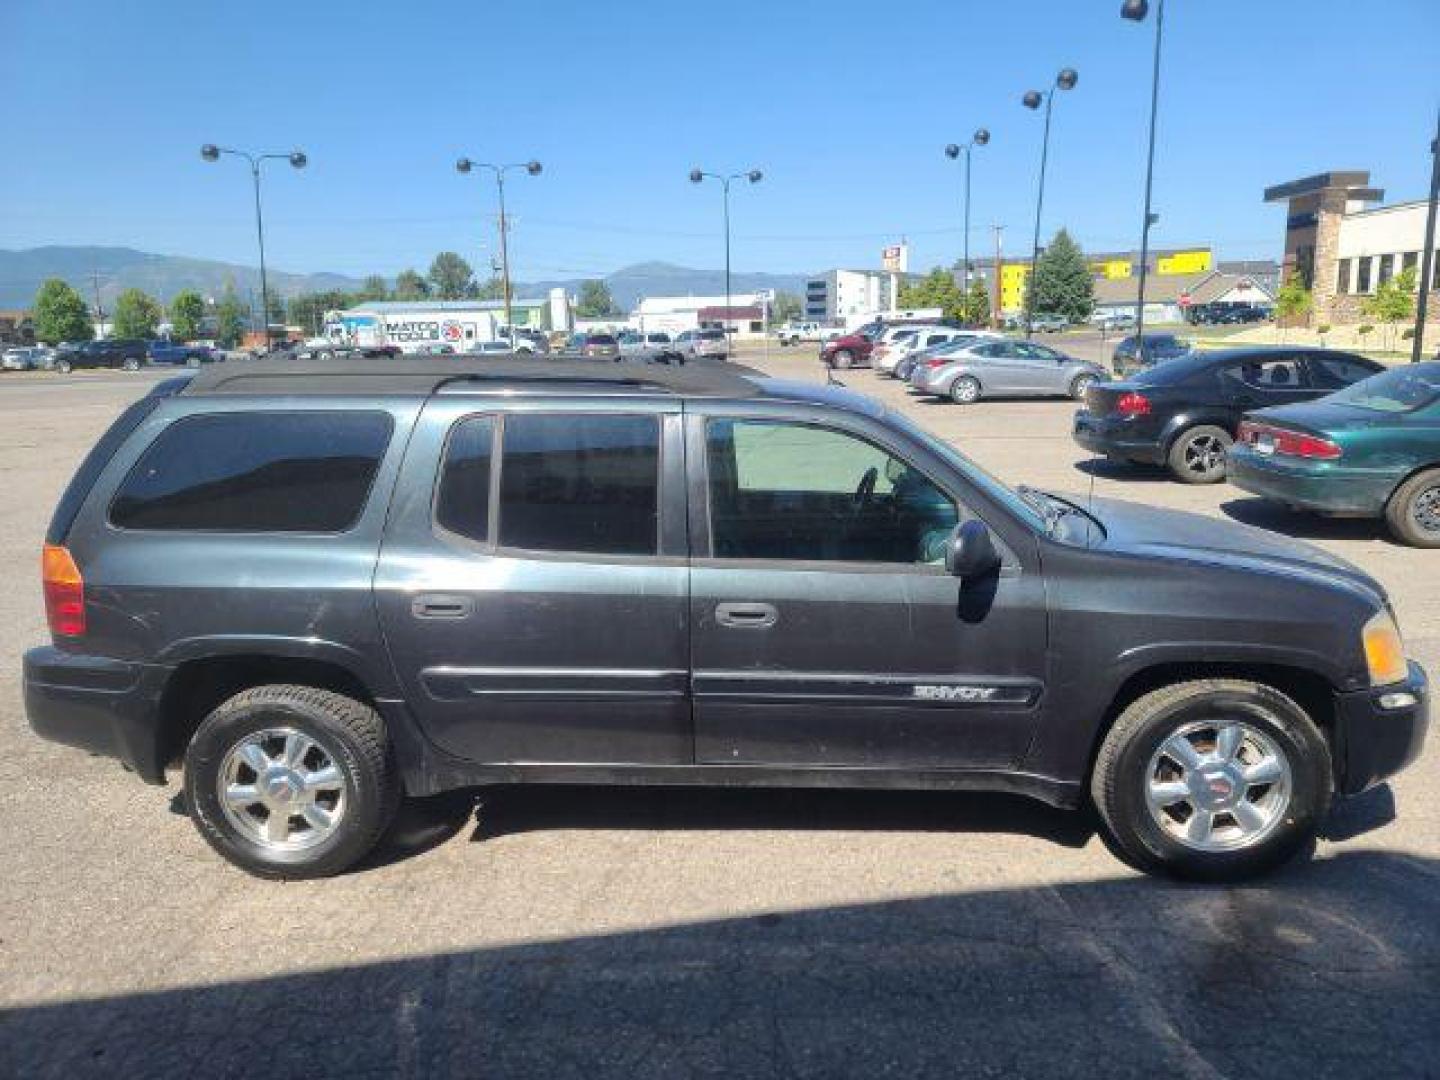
[435,415,495,542]
[1307,354,1379,390]
[1223,358,1305,391]
[586,335,617,346]
[706,419,957,564]
[110,412,392,532]
[499,414,659,555]
[47,393,166,543]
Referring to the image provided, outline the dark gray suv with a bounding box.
[25,357,1428,880]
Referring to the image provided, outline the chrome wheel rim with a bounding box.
[1072,375,1094,400]
[1145,718,1292,852]
[1412,484,1440,534]
[953,378,979,402]
[218,727,347,851]
[1183,433,1226,475]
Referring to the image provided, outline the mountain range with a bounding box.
[0,247,813,312]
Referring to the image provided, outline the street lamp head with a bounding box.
[689,168,704,184]
[456,157,473,174]
[1120,0,1149,20]
[944,143,961,159]
[200,144,219,162]
[526,160,543,176]
[288,151,307,169]
[1057,68,1079,90]
[1022,90,1043,110]
[973,128,990,146]
[747,169,762,183]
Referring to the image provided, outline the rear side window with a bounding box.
[1308,353,1378,390]
[435,415,495,542]
[498,414,659,555]
[109,411,393,532]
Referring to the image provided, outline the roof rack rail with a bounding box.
[181,354,764,398]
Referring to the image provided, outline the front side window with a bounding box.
[499,413,659,555]
[1224,359,1305,392]
[110,411,393,532]
[705,419,958,565]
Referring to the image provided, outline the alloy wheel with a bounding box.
[1183,433,1226,475]
[1144,719,1292,852]
[1412,484,1440,534]
[218,727,347,850]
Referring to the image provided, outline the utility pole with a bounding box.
[91,271,104,329]
[992,225,1005,328]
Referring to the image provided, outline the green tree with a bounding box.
[393,268,430,301]
[215,283,247,348]
[1027,229,1093,324]
[288,290,359,335]
[428,252,476,300]
[576,279,619,318]
[1273,273,1313,342]
[897,267,965,321]
[961,279,992,326]
[770,291,803,324]
[1363,266,1416,350]
[32,278,93,344]
[169,290,205,341]
[475,276,505,301]
[111,288,163,340]
[359,275,389,301]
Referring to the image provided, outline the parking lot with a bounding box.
[1,353,1437,1078]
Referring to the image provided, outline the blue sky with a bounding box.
[3,0,1437,281]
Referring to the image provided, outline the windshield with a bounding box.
[1327,364,1440,413]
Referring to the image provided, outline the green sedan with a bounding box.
[1228,362,1440,547]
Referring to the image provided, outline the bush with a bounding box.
[1358,324,1374,336]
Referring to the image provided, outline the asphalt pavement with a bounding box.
[0,356,1436,1079]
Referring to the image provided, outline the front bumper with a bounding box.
[1334,660,1429,795]
[24,646,171,784]
[1072,411,1166,465]
[1227,446,1400,515]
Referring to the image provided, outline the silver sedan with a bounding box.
[910,338,1107,404]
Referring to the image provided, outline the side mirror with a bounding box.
[944,520,1000,579]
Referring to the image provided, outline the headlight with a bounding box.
[1362,610,1408,687]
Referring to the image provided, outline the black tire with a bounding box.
[832,349,854,369]
[1069,373,1097,401]
[186,354,201,368]
[1384,468,1440,548]
[184,684,400,879]
[1166,424,1231,484]
[949,375,981,404]
[55,359,72,374]
[1090,679,1332,882]
[122,357,141,371]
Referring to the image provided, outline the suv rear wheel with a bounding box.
[1167,425,1231,483]
[184,685,399,879]
[1090,679,1331,881]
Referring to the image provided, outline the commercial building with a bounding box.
[969,246,1224,316]
[1090,270,1274,325]
[1264,170,1439,326]
[803,270,892,325]
[633,293,765,337]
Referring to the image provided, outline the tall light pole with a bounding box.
[944,129,991,324]
[457,157,543,343]
[200,144,307,349]
[1021,68,1078,338]
[690,167,763,359]
[1122,0,1165,360]
[1412,106,1439,363]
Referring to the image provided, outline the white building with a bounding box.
[804,270,891,325]
[632,293,764,336]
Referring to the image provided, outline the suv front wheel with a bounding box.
[184,684,399,879]
[1090,679,1332,881]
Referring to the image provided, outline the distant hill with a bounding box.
[0,246,365,310]
[0,247,813,312]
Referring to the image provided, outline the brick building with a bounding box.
[1264,170,1439,326]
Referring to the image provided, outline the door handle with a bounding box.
[411,594,474,619]
[715,602,778,629]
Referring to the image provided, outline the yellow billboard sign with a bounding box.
[1156,249,1212,275]
[1094,259,1132,280]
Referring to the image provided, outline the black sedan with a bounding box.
[1073,346,1383,483]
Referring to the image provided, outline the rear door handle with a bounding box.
[411,594,474,619]
[715,602,778,628]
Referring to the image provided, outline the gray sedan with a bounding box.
[910,338,1107,404]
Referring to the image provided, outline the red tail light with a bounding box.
[1238,422,1342,460]
[923,357,950,369]
[1116,391,1151,416]
[42,544,85,637]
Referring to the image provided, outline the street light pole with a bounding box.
[1022,70,1078,339]
[200,144,307,350]
[1412,105,1439,363]
[945,129,990,319]
[457,158,543,344]
[690,167,763,359]
[1123,0,1166,360]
